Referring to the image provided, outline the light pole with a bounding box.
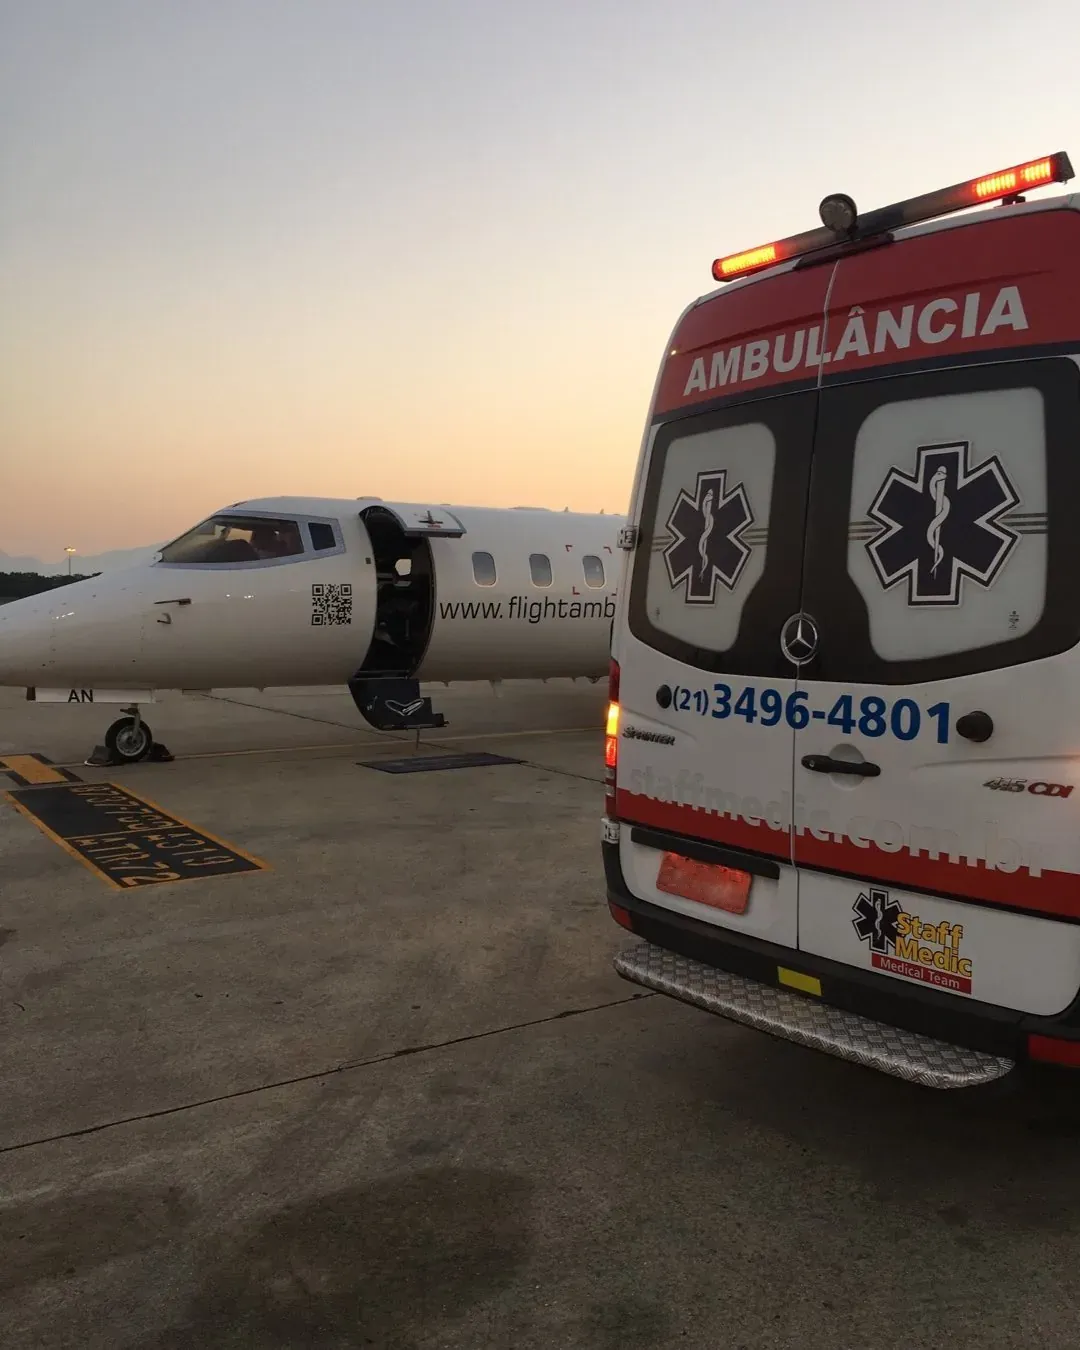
[64,547,76,577]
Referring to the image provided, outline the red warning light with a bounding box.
[972,157,1056,200]
[716,243,779,278]
[710,151,1073,284]
[711,226,835,283]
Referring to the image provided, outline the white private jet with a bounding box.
[0,496,625,763]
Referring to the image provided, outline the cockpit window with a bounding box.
[309,522,337,551]
[158,515,304,565]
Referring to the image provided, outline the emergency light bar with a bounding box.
[712,151,1074,283]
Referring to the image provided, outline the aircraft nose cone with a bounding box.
[0,572,151,690]
[0,592,58,685]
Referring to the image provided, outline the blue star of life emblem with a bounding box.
[663,469,754,604]
[866,441,1020,606]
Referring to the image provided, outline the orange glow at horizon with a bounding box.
[0,279,660,557]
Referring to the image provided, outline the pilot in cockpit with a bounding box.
[157,515,305,565]
[250,523,300,559]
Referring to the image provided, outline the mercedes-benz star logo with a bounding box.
[780,612,819,665]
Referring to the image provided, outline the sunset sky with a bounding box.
[3,0,1078,561]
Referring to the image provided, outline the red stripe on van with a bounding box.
[616,789,1080,921]
[616,789,789,858]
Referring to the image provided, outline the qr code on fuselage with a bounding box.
[311,582,353,625]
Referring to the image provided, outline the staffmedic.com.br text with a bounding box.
[625,765,1044,878]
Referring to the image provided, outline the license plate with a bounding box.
[656,852,752,914]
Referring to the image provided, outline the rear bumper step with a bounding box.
[613,940,1015,1090]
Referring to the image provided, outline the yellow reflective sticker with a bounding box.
[778,966,822,997]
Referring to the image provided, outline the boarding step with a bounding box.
[347,676,446,732]
[613,940,1015,1090]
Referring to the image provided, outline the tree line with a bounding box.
[0,571,100,601]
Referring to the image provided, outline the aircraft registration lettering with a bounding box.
[33,689,156,704]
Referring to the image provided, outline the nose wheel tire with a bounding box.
[105,716,153,764]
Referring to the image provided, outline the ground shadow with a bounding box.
[0,1183,194,1294]
[147,1166,533,1349]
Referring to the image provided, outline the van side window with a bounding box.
[529,553,552,587]
[472,551,497,586]
[582,555,605,588]
[309,522,337,551]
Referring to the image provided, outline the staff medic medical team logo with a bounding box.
[663,469,754,603]
[866,440,1020,606]
[852,887,974,996]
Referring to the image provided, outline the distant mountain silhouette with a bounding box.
[0,544,163,575]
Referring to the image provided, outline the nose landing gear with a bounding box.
[86,707,174,767]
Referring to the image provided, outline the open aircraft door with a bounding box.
[351,501,461,729]
[358,501,466,538]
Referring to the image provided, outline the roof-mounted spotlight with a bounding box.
[819,192,858,236]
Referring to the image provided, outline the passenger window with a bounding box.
[472,551,497,586]
[309,522,337,551]
[158,515,304,564]
[582,555,605,588]
[529,553,552,587]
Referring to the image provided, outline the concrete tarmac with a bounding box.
[2,682,1080,1349]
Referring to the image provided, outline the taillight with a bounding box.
[604,658,620,816]
[604,699,619,765]
[1028,1033,1080,1068]
[609,901,634,932]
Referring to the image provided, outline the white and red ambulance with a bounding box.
[603,153,1080,1088]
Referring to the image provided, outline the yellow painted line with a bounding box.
[153,742,362,763]
[427,725,601,744]
[0,754,70,785]
[778,967,822,997]
[52,724,602,769]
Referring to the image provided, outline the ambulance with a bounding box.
[603,152,1080,1088]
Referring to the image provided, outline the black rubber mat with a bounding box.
[5,781,266,888]
[359,752,522,774]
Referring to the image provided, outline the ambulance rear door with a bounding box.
[791,207,1080,1016]
[614,265,830,949]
